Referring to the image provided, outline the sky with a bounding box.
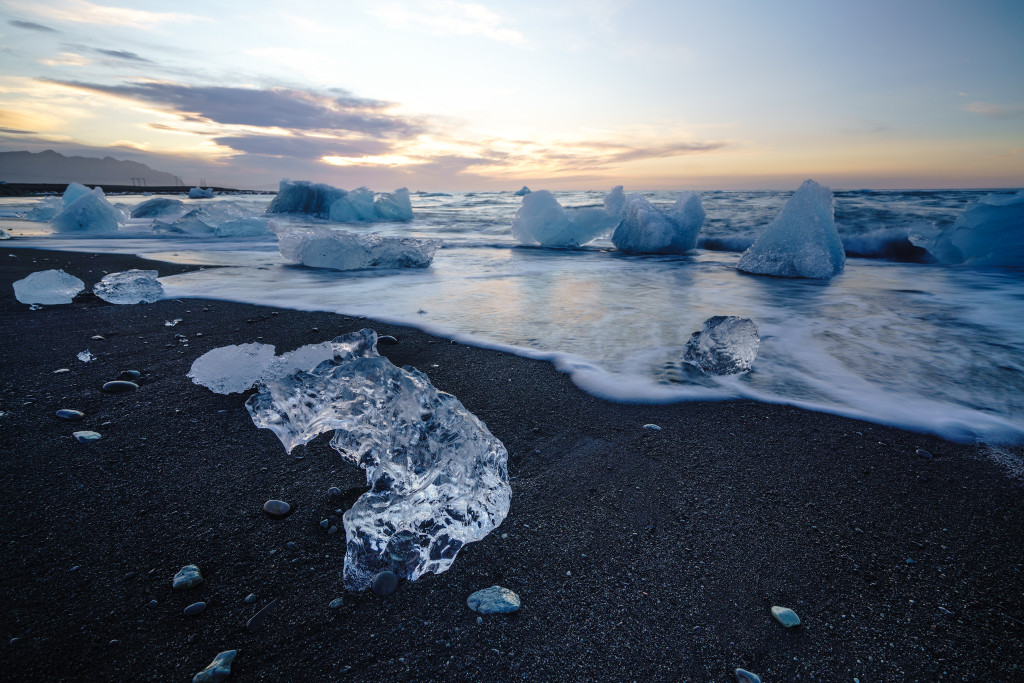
[0,0,1022,190]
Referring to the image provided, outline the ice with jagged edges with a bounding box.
[213,217,275,238]
[242,329,510,590]
[13,269,85,305]
[738,179,845,279]
[0,229,10,239]
[188,341,336,394]
[514,186,531,196]
[373,188,414,222]
[51,187,120,233]
[929,189,1024,266]
[611,190,705,254]
[62,182,93,206]
[511,190,620,248]
[266,179,347,218]
[188,187,214,199]
[25,197,61,222]
[683,316,760,375]
[274,225,440,271]
[153,202,248,236]
[267,179,413,223]
[131,197,186,219]
[93,269,164,304]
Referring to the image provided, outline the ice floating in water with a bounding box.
[188,341,336,394]
[266,179,413,222]
[611,190,705,254]
[514,186,531,196]
[511,190,620,248]
[131,197,186,219]
[930,190,1024,266]
[842,228,932,263]
[188,187,215,199]
[274,225,440,271]
[0,229,10,240]
[77,350,94,362]
[213,217,275,238]
[51,187,120,234]
[242,329,510,590]
[25,197,61,222]
[12,269,85,305]
[93,269,164,304]
[154,202,247,236]
[737,179,845,279]
[683,316,760,375]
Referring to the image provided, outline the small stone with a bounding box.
[192,650,237,683]
[328,526,338,536]
[56,409,84,421]
[938,606,954,616]
[245,598,278,632]
[53,368,70,374]
[118,370,142,381]
[320,519,329,529]
[327,486,342,499]
[371,571,399,596]
[906,558,916,564]
[109,640,119,646]
[263,500,290,518]
[172,565,204,590]
[329,597,344,609]
[377,335,399,345]
[102,380,138,393]
[735,668,762,683]
[915,448,933,459]
[90,335,105,340]
[148,600,158,608]
[771,605,801,628]
[244,593,257,604]
[184,601,207,616]
[72,431,101,443]
[643,424,661,431]
[467,586,520,614]
[286,541,297,548]
[476,616,483,625]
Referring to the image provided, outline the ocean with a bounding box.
[2,187,1022,444]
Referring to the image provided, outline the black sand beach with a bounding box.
[1,248,1022,681]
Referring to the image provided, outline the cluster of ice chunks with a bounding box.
[188,187,215,199]
[188,340,336,395]
[511,190,621,248]
[274,225,440,271]
[51,183,120,233]
[12,269,85,305]
[266,179,413,223]
[213,217,275,238]
[194,329,511,591]
[610,188,706,254]
[93,270,164,304]
[25,197,62,222]
[929,189,1024,266]
[683,316,760,375]
[130,197,186,219]
[153,201,248,236]
[737,179,845,279]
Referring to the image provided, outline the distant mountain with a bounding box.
[0,150,180,186]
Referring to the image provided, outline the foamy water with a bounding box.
[2,188,1022,444]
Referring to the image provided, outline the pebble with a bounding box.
[328,526,338,535]
[245,598,278,632]
[192,650,237,683]
[101,380,138,393]
[320,519,329,529]
[172,565,204,590]
[329,597,344,609]
[72,431,101,443]
[938,606,954,616]
[377,335,399,345]
[477,616,483,625]
[117,370,142,381]
[735,669,762,683]
[148,600,158,608]
[327,486,342,499]
[371,571,399,597]
[915,448,934,459]
[263,500,291,518]
[467,586,521,614]
[244,593,257,604]
[90,335,105,340]
[53,368,70,374]
[643,424,662,431]
[183,601,207,616]
[56,409,84,421]
[771,605,801,628]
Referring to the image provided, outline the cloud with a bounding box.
[964,101,1024,119]
[213,134,393,159]
[92,48,152,63]
[369,0,526,46]
[7,0,204,28]
[44,80,425,136]
[0,126,35,135]
[8,19,59,32]
[40,52,90,66]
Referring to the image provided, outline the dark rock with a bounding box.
[192,650,236,683]
[102,380,138,393]
[117,370,142,381]
[327,486,342,499]
[263,500,290,518]
[172,565,203,589]
[56,409,84,421]
[183,601,207,616]
[916,448,934,459]
[371,571,399,596]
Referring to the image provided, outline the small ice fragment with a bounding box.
[0,229,10,240]
[373,188,414,222]
[51,187,120,233]
[53,368,70,374]
[267,178,347,218]
[94,270,163,304]
[29,304,42,310]
[213,217,275,238]
[72,431,101,443]
[511,190,619,248]
[244,329,510,590]
[929,189,1024,266]
[188,187,214,199]
[737,179,844,279]
[683,316,760,375]
[513,186,531,196]
[165,318,182,327]
[611,190,705,254]
[77,350,94,362]
[274,225,440,271]
[187,343,278,394]
[130,197,185,219]
[13,269,85,305]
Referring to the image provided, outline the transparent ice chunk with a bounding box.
[130,197,186,219]
[93,269,164,304]
[243,329,510,590]
[25,197,61,222]
[266,179,347,218]
[213,217,275,238]
[188,187,214,199]
[683,316,760,375]
[511,190,620,248]
[188,341,336,394]
[611,190,705,254]
[13,269,85,305]
[373,188,413,222]
[737,179,845,279]
[929,189,1024,266]
[274,225,440,271]
[51,187,120,233]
